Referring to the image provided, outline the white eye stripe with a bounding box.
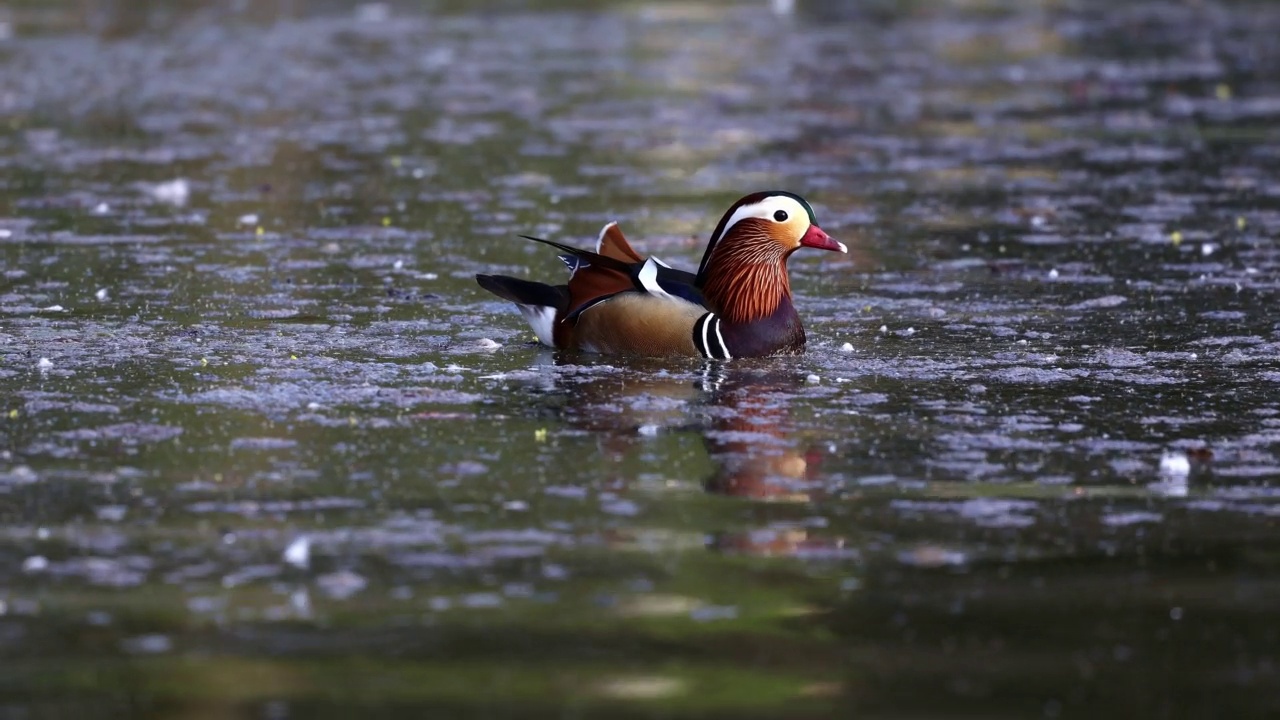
[714,196,810,243]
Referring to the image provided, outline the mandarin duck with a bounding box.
[476,191,846,358]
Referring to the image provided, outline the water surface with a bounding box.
[2,0,1279,717]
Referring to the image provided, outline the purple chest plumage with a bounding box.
[720,299,806,357]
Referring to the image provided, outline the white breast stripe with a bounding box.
[711,316,732,360]
[699,314,713,358]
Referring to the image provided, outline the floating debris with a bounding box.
[283,536,311,569]
[1159,452,1191,477]
[1102,512,1163,527]
[148,178,190,206]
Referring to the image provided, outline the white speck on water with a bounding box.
[805,374,821,384]
[36,527,50,540]
[1102,511,1163,527]
[840,342,854,352]
[1070,295,1127,310]
[92,202,110,215]
[600,496,641,516]
[95,505,127,522]
[475,338,501,350]
[1048,268,1059,279]
[462,592,503,608]
[393,259,404,271]
[306,402,322,411]
[40,305,64,313]
[1031,214,1046,228]
[879,325,888,333]
[0,229,11,238]
[637,424,659,437]
[238,213,259,226]
[422,272,439,280]
[37,357,54,371]
[121,634,173,654]
[22,556,48,573]
[149,178,190,206]
[503,500,529,512]
[1159,452,1191,477]
[95,287,109,301]
[1200,243,1216,257]
[283,536,311,569]
[316,569,367,599]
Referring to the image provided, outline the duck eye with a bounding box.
[773,210,788,222]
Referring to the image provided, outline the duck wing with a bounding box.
[518,232,704,321]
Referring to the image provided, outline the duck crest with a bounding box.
[695,190,815,286]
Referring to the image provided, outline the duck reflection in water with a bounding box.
[513,356,844,557]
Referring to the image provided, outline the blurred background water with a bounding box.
[1,0,1279,717]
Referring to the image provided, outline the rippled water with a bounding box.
[2,0,1279,717]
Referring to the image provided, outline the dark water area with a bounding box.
[2,0,1279,717]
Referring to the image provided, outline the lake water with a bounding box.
[2,1,1279,717]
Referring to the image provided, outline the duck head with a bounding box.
[695,191,846,325]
